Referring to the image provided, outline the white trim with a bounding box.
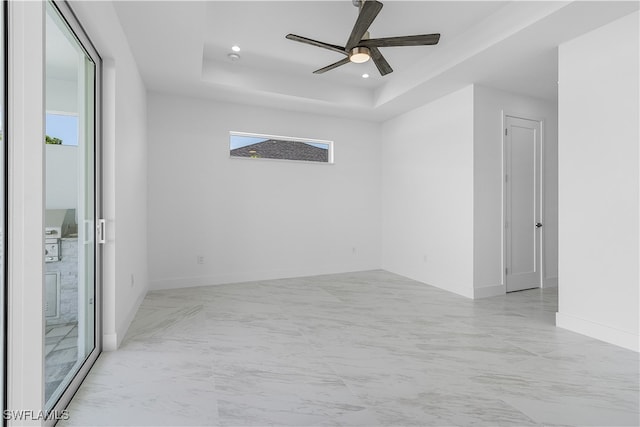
[45,109,78,117]
[150,267,379,291]
[473,284,506,299]
[501,112,505,287]
[102,279,146,351]
[151,271,479,301]
[113,286,147,349]
[229,130,333,147]
[7,0,46,419]
[229,155,335,166]
[102,333,118,352]
[556,312,639,352]
[502,111,545,291]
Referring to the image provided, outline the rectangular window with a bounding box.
[46,112,79,146]
[230,132,333,164]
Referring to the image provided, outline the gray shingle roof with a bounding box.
[231,139,328,163]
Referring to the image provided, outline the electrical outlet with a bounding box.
[197,255,205,265]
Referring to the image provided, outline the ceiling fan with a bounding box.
[285,0,440,76]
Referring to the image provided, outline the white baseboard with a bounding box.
[474,284,506,299]
[544,276,558,288]
[556,312,639,352]
[381,268,475,299]
[150,265,379,291]
[102,286,148,351]
[150,274,232,290]
[102,333,118,352]
[115,287,147,348]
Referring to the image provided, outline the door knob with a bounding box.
[536,222,543,228]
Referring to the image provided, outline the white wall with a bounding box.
[147,93,381,289]
[557,11,639,351]
[380,84,558,300]
[381,86,475,298]
[473,85,558,297]
[112,60,148,349]
[46,77,77,113]
[71,1,148,350]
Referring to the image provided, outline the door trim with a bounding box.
[6,0,47,417]
[502,111,545,292]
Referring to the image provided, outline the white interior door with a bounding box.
[505,116,542,292]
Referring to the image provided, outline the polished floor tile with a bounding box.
[45,322,79,403]
[61,270,639,426]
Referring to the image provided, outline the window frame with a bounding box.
[229,131,334,165]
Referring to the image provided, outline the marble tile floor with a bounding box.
[61,270,639,426]
[46,322,79,402]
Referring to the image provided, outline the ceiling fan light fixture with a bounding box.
[286,0,440,76]
[349,46,371,63]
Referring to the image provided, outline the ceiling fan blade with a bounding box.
[369,47,393,76]
[346,0,384,50]
[360,34,441,48]
[313,57,351,74]
[286,34,347,56]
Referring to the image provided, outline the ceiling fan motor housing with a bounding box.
[349,46,371,63]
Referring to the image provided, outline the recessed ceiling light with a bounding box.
[231,45,241,52]
[362,73,369,79]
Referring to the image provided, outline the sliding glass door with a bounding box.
[44,0,101,413]
[0,0,5,416]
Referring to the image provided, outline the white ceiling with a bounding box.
[202,1,506,86]
[113,0,639,121]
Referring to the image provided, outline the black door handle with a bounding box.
[536,223,543,228]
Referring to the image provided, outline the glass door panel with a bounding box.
[0,0,5,414]
[44,1,97,410]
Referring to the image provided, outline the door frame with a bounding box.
[44,0,102,421]
[7,0,48,416]
[6,0,103,418]
[502,111,546,292]
[1,0,7,418]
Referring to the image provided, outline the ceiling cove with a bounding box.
[112,1,640,120]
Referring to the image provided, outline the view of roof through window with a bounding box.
[230,133,332,163]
